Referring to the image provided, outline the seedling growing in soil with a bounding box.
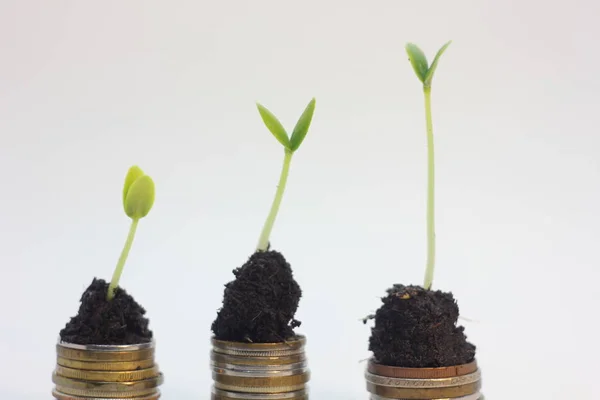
[405,40,451,290]
[59,166,156,345]
[365,42,476,368]
[107,166,156,300]
[211,98,316,343]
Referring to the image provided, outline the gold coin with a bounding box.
[211,352,306,366]
[213,371,310,389]
[54,385,158,399]
[52,373,164,391]
[366,380,481,399]
[52,388,161,400]
[369,394,481,400]
[365,369,481,388]
[211,387,307,399]
[57,357,155,371]
[368,358,478,378]
[56,345,154,362]
[214,383,307,394]
[55,365,160,382]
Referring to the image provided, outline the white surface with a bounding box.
[1,1,598,399]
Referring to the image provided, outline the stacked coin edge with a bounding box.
[211,335,310,400]
[52,340,164,400]
[365,358,482,400]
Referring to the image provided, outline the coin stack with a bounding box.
[52,340,164,400]
[365,358,482,400]
[211,335,310,400]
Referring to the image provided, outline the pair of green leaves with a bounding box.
[256,98,316,152]
[406,41,452,88]
[123,166,155,220]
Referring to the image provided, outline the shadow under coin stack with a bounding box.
[52,340,164,400]
[211,335,310,400]
[365,359,482,400]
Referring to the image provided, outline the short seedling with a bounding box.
[60,166,156,345]
[255,98,316,251]
[211,98,316,343]
[365,42,476,368]
[107,166,156,300]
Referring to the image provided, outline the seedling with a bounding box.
[255,98,316,251]
[211,98,316,343]
[405,41,452,290]
[365,41,475,369]
[106,166,156,301]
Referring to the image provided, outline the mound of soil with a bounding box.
[211,250,302,343]
[59,278,153,345]
[368,284,475,367]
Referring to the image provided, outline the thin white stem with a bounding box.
[423,87,436,290]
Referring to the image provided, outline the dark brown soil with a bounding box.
[59,278,153,345]
[367,284,475,367]
[211,250,302,343]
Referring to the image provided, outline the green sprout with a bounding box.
[405,41,451,290]
[255,98,316,252]
[106,166,156,301]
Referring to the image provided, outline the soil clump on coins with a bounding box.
[212,250,302,343]
[60,278,153,345]
[367,284,475,367]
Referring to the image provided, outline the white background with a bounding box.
[1,1,599,399]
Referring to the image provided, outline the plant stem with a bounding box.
[422,87,436,290]
[256,149,293,252]
[107,218,139,301]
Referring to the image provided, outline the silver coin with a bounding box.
[211,361,308,373]
[213,367,309,378]
[212,336,306,354]
[57,338,155,352]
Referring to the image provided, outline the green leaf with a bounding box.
[289,98,316,152]
[256,103,290,149]
[405,43,429,83]
[123,166,144,209]
[424,40,452,87]
[124,175,155,219]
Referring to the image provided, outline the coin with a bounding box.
[54,386,159,398]
[214,371,310,388]
[212,348,304,357]
[211,352,306,366]
[55,365,160,382]
[212,387,307,399]
[212,361,307,373]
[214,382,307,394]
[212,336,306,353]
[366,380,481,399]
[57,340,155,352]
[56,346,155,362]
[365,369,481,389]
[369,393,480,400]
[367,358,478,379]
[56,357,155,371]
[52,373,164,391]
[52,388,161,400]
